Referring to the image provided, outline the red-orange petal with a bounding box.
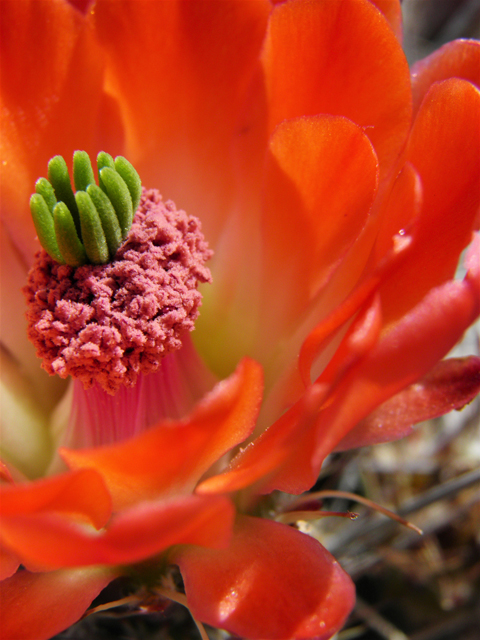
[299,228,414,387]
[212,246,480,496]
[370,162,423,265]
[0,469,111,529]
[260,115,378,349]
[380,78,480,324]
[197,382,329,496]
[200,294,385,496]
[411,40,480,116]
[0,567,115,640]
[308,261,480,475]
[173,515,355,640]
[1,495,234,570]
[92,0,270,244]
[0,0,115,264]
[262,0,411,178]
[61,358,263,510]
[336,356,480,450]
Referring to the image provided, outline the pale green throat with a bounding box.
[30,151,141,266]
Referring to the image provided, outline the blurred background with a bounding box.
[54,2,480,639]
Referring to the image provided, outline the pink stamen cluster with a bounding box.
[24,188,212,394]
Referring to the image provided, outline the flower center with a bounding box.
[24,152,212,395]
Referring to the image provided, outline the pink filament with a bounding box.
[66,334,217,448]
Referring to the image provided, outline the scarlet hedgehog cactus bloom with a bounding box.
[0,1,479,639]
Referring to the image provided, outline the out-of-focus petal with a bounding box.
[0,0,113,264]
[381,79,480,324]
[0,223,66,409]
[336,356,480,450]
[0,567,115,640]
[61,359,263,509]
[0,348,53,479]
[262,0,411,177]
[411,40,480,115]
[173,515,355,640]
[259,115,378,353]
[92,0,270,244]
[0,468,111,529]
[369,0,403,40]
[0,545,20,580]
[1,495,234,570]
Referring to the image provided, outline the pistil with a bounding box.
[24,152,213,446]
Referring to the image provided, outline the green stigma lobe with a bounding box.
[76,191,109,265]
[54,202,87,267]
[86,184,122,259]
[29,151,142,267]
[29,194,65,264]
[114,156,142,212]
[48,156,80,235]
[97,151,115,194]
[73,151,96,192]
[35,178,57,213]
[100,167,133,239]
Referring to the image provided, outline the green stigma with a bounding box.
[29,151,142,266]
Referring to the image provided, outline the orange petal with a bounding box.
[0,469,111,529]
[61,358,263,509]
[411,40,480,116]
[380,78,480,324]
[1,495,234,570]
[0,0,117,263]
[260,115,378,351]
[0,567,115,640]
[336,356,480,450]
[93,0,270,243]
[262,0,411,177]
[173,515,355,640]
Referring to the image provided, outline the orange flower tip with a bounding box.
[24,153,213,395]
